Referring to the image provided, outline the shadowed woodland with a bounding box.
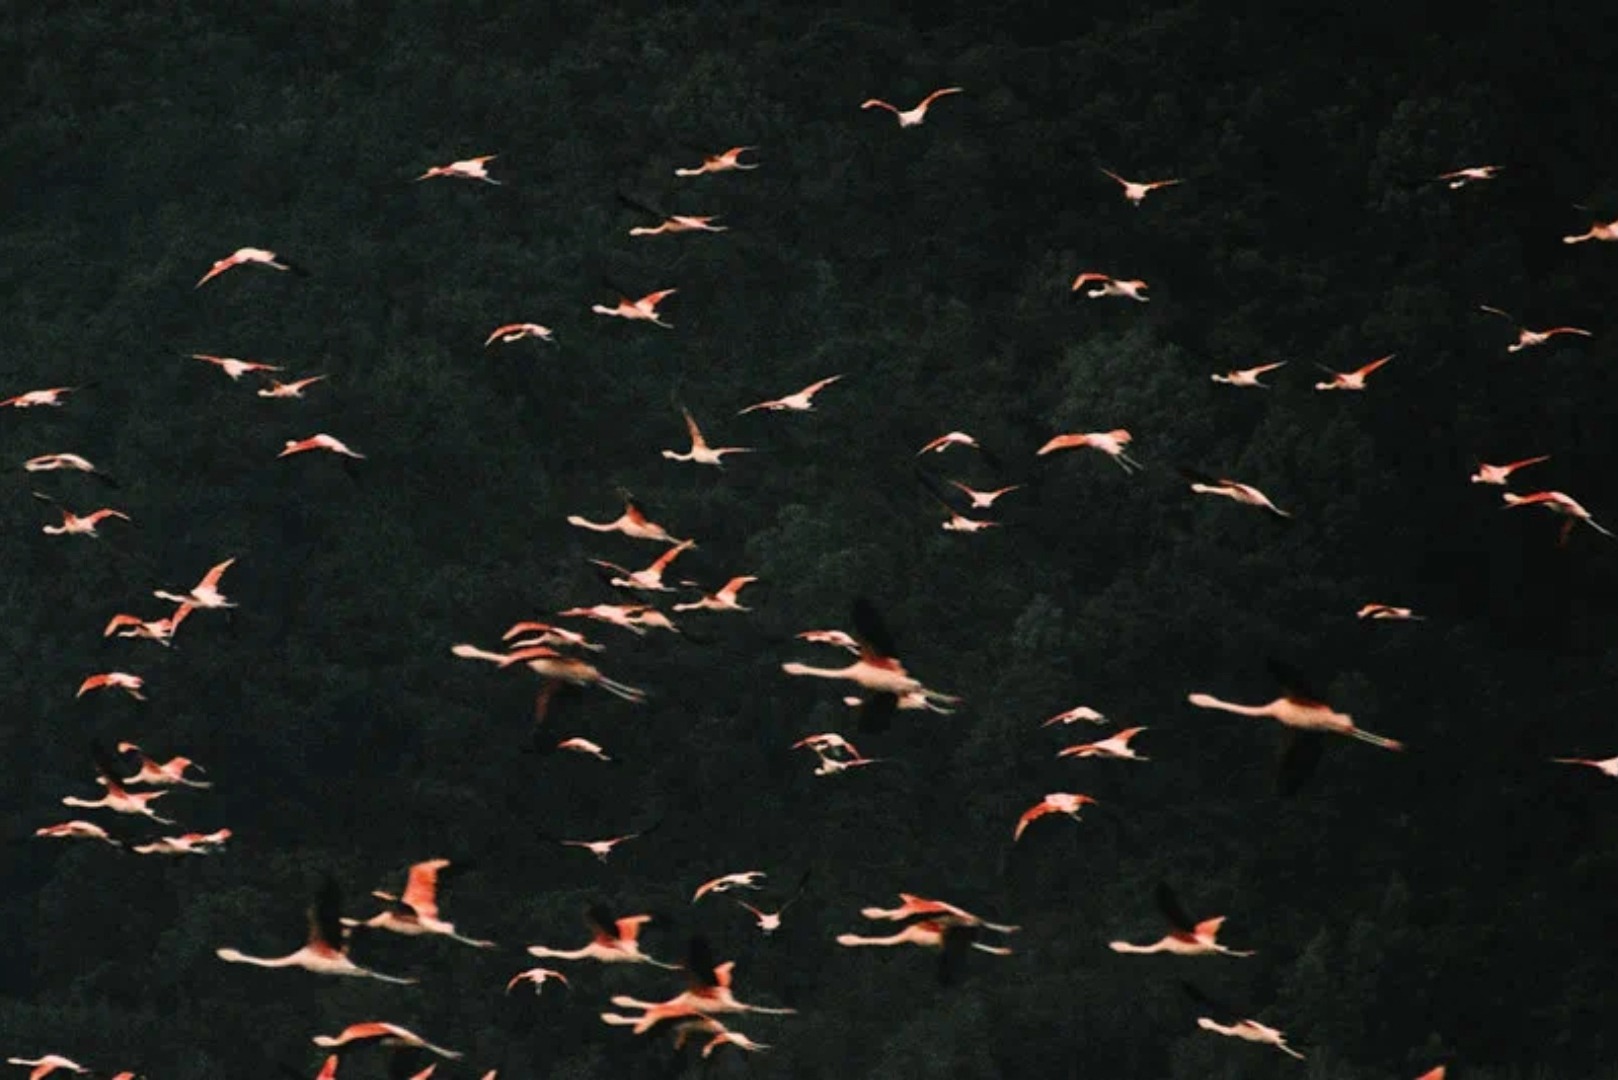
[3,2,1618,1078]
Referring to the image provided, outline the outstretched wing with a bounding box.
[1154,881,1196,933]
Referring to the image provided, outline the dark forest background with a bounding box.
[3,2,1618,1077]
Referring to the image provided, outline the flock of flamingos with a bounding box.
[11,81,1618,1080]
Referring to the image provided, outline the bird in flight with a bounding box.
[76,672,147,701]
[6,1058,89,1080]
[154,557,237,610]
[1042,705,1106,727]
[674,146,759,177]
[33,820,122,847]
[1550,755,1618,778]
[416,155,500,184]
[1357,603,1423,620]
[216,877,417,983]
[916,469,1000,532]
[1502,489,1615,539]
[1314,354,1393,390]
[1178,467,1291,518]
[673,575,758,613]
[63,744,173,822]
[591,539,696,593]
[484,322,554,346]
[280,434,364,459]
[1108,883,1254,956]
[1013,792,1097,841]
[1099,168,1183,205]
[1037,429,1141,473]
[860,87,963,127]
[945,480,1022,509]
[190,354,283,380]
[1436,164,1501,188]
[1470,455,1549,486]
[104,603,192,647]
[1188,658,1404,752]
[591,287,677,328]
[567,490,688,545]
[732,870,812,935]
[257,375,328,399]
[1184,983,1304,1059]
[1,386,81,408]
[662,408,754,466]
[196,247,305,288]
[312,1022,461,1059]
[916,431,980,456]
[24,453,115,484]
[32,493,129,537]
[132,829,232,857]
[693,871,767,903]
[1563,216,1618,244]
[115,742,211,787]
[526,904,676,967]
[543,823,657,863]
[620,193,727,237]
[1210,361,1286,388]
[1058,727,1149,761]
[343,858,495,948]
[1478,305,1593,352]
[737,375,843,414]
[506,966,570,994]
[1071,272,1149,301]
[782,598,942,732]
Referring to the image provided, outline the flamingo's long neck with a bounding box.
[1187,693,1273,718]
[1107,939,1169,954]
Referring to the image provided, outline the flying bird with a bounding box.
[1470,455,1550,485]
[733,870,812,934]
[1503,490,1615,539]
[76,672,146,701]
[619,194,727,237]
[916,431,979,456]
[1179,467,1291,518]
[674,146,759,177]
[1184,983,1304,1059]
[24,453,115,484]
[1108,883,1254,956]
[1479,305,1592,351]
[1356,604,1423,621]
[506,967,570,994]
[257,375,328,399]
[590,540,697,593]
[416,155,499,184]
[1188,658,1404,753]
[673,576,758,612]
[1314,354,1393,390]
[342,858,495,948]
[484,323,554,346]
[6,1058,89,1080]
[280,434,364,459]
[1,386,81,408]
[1037,429,1140,472]
[217,877,417,983]
[1013,793,1097,841]
[115,742,211,787]
[591,287,677,328]
[1099,168,1183,204]
[737,375,843,414]
[63,744,173,822]
[1550,755,1618,778]
[1436,164,1501,188]
[782,598,941,732]
[567,490,688,545]
[190,354,282,380]
[525,904,676,967]
[693,871,767,903]
[196,247,304,288]
[153,556,237,609]
[312,1022,461,1059]
[1058,728,1149,761]
[1211,362,1286,388]
[32,493,129,537]
[860,87,963,127]
[661,408,753,466]
[1042,705,1106,727]
[1071,272,1149,301]
[1562,217,1618,244]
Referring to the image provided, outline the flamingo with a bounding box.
[629,214,726,237]
[494,644,648,720]
[733,870,811,934]
[591,287,677,327]
[312,1022,460,1059]
[858,895,1018,933]
[104,603,192,647]
[1108,883,1254,956]
[1179,467,1291,518]
[1503,490,1615,539]
[506,967,569,994]
[1357,603,1423,620]
[737,375,843,414]
[917,470,1000,532]
[916,431,979,455]
[791,732,864,758]
[1211,362,1287,388]
[33,821,122,847]
[154,557,237,609]
[1437,164,1500,188]
[1562,217,1618,244]
[546,827,653,864]
[553,603,674,637]
[1479,305,1593,352]
[604,937,796,1032]
[590,539,696,592]
[132,829,231,856]
[566,490,688,545]
[807,745,887,776]
[1195,1017,1304,1059]
[674,146,759,177]
[484,322,554,346]
[1188,659,1403,751]
[416,155,499,184]
[525,904,676,967]
[190,354,282,380]
[217,877,416,983]
[1037,429,1140,472]
[860,87,963,127]
[342,858,495,947]
[1315,354,1393,390]
[279,434,364,459]
[693,1026,770,1058]
[781,598,938,731]
[846,687,960,714]
[944,480,1022,508]
[63,746,173,823]
[257,375,328,399]
[673,576,758,612]
[1058,727,1149,760]
[1042,705,1106,727]
[1551,755,1618,778]
[76,672,146,701]
[661,408,753,466]
[115,742,211,787]
[1013,793,1097,841]
[837,915,1013,983]
[1071,272,1149,301]
[502,621,605,652]
[24,453,114,483]
[33,494,130,537]
[555,736,613,762]
[796,629,860,653]
[6,1058,88,1080]
[1099,168,1183,205]
[1,386,80,408]
[693,871,766,903]
[195,247,304,288]
[1471,455,1550,485]
[1414,1069,1447,1080]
